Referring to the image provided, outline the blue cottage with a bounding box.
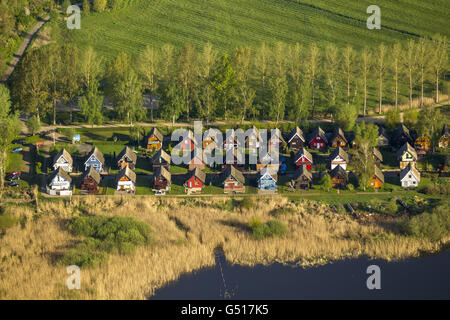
[257,167,278,191]
[84,146,105,173]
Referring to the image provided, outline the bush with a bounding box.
[249,219,288,240]
[402,203,450,241]
[93,0,107,12]
[239,198,254,210]
[347,183,354,191]
[60,215,153,268]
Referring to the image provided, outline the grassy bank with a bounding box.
[0,195,448,300]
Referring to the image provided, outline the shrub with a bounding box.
[402,203,450,241]
[249,219,288,240]
[93,0,107,12]
[60,215,153,268]
[320,174,332,191]
[347,183,354,191]
[270,207,296,217]
[239,198,254,210]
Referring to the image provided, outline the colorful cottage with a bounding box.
[414,136,431,155]
[117,146,137,170]
[397,142,417,170]
[219,165,245,194]
[392,124,413,147]
[330,128,348,148]
[292,165,312,190]
[84,147,105,173]
[257,167,277,192]
[294,148,313,170]
[286,126,305,151]
[116,166,136,192]
[330,165,348,189]
[438,124,449,148]
[80,166,101,194]
[203,129,219,150]
[255,152,280,172]
[373,147,383,168]
[145,127,163,151]
[370,166,384,189]
[268,128,285,152]
[154,166,171,192]
[329,147,349,170]
[377,126,390,147]
[184,168,206,194]
[47,168,72,195]
[177,130,197,152]
[400,163,420,188]
[152,149,171,171]
[308,127,328,150]
[53,148,73,173]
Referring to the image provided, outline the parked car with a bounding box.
[12,139,26,145]
[6,171,21,181]
[7,180,19,187]
[12,147,23,153]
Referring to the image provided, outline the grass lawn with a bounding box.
[6,151,23,172]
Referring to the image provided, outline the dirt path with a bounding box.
[1,15,51,83]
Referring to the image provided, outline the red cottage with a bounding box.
[80,166,101,194]
[184,168,206,194]
[294,148,313,170]
[308,127,328,150]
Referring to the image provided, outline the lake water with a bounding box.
[151,249,450,299]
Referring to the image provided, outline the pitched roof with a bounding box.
[329,147,349,163]
[393,124,412,140]
[308,126,328,143]
[219,165,245,184]
[258,166,278,182]
[117,146,137,164]
[152,149,171,164]
[155,165,171,182]
[400,163,420,181]
[293,165,312,181]
[53,148,73,166]
[186,167,206,183]
[48,167,72,183]
[270,128,285,143]
[294,148,313,163]
[116,166,136,184]
[396,142,417,160]
[86,146,105,165]
[287,126,305,143]
[146,127,164,142]
[332,127,348,144]
[81,166,101,184]
[246,125,262,141]
[373,166,384,183]
[330,165,348,180]
[373,147,383,162]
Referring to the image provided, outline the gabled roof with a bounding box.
[373,166,384,184]
[189,150,205,164]
[155,165,171,182]
[269,128,285,143]
[152,149,171,164]
[294,148,313,163]
[146,127,163,142]
[331,127,348,144]
[116,166,136,184]
[400,163,420,181]
[293,165,312,181]
[393,124,412,140]
[219,165,245,184]
[308,126,328,143]
[330,165,348,180]
[48,167,72,183]
[287,126,305,143]
[53,148,73,166]
[117,146,137,164]
[373,147,383,162]
[246,125,262,141]
[81,166,101,184]
[186,167,206,183]
[258,166,278,182]
[396,142,417,160]
[329,147,349,163]
[182,130,198,144]
[85,146,105,165]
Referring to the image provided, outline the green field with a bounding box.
[63,0,449,59]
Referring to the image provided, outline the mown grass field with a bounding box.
[63,0,449,59]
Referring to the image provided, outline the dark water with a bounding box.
[151,250,450,299]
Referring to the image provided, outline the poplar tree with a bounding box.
[375,43,386,114]
[306,43,320,117]
[390,43,402,110]
[360,46,372,116]
[430,35,448,103]
[138,46,159,121]
[402,39,418,109]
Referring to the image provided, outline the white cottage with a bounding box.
[116,166,136,192]
[53,148,73,172]
[329,147,349,170]
[47,167,72,195]
[400,163,420,188]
